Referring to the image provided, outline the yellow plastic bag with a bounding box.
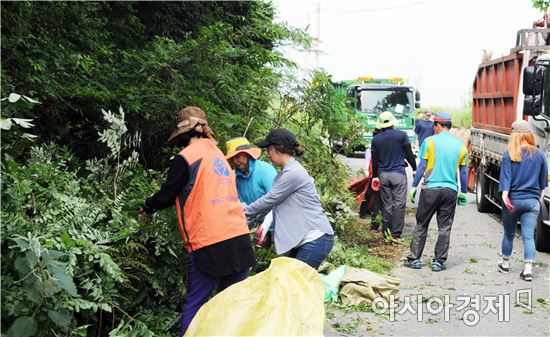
[185,257,325,336]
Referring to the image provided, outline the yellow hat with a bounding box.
[225,137,261,160]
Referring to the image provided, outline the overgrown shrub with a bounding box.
[1,2,365,335]
[264,70,360,234]
[1,112,185,336]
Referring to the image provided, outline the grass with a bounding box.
[330,217,410,272]
[326,239,394,275]
[332,317,362,334]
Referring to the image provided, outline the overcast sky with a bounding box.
[273,0,542,108]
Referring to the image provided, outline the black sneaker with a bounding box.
[520,270,533,282]
[497,262,511,274]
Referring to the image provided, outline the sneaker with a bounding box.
[431,261,446,272]
[497,262,511,274]
[404,259,422,269]
[520,270,533,282]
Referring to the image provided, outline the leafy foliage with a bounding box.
[0,1,309,169]
[1,2,364,336]
[1,114,185,336]
[261,70,360,233]
[532,0,550,12]
[1,93,39,159]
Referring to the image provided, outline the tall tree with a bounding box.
[1,1,307,167]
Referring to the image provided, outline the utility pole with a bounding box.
[312,0,321,69]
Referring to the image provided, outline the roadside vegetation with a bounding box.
[1,2,369,336]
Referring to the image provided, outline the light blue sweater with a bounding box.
[235,158,277,205]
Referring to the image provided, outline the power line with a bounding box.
[321,0,433,14]
[277,0,434,24]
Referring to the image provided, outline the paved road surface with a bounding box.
[327,156,550,336]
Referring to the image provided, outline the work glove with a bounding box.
[138,207,154,223]
[410,187,417,203]
[458,193,467,206]
[371,177,380,191]
[503,195,515,212]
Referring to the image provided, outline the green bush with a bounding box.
[260,70,360,234]
[1,86,359,335]
[1,113,185,336]
[1,3,364,335]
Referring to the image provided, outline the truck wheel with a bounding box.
[476,171,493,213]
[535,202,550,252]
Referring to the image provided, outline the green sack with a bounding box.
[320,265,347,302]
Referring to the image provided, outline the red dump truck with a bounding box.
[470,26,550,252]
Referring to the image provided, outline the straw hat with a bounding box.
[225,137,261,160]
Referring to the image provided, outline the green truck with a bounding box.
[334,77,421,155]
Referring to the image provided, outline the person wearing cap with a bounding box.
[497,120,548,281]
[414,110,434,148]
[371,111,417,241]
[407,111,468,272]
[244,128,334,269]
[225,137,277,209]
[139,106,255,335]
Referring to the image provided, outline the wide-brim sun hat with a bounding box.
[376,111,397,129]
[225,137,262,160]
[165,106,216,145]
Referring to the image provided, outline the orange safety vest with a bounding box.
[175,139,249,252]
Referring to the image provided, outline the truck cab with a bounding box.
[334,77,421,156]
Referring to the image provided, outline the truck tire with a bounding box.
[476,171,493,213]
[535,202,550,252]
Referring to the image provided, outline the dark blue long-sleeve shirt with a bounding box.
[414,119,434,147]
[371,128,416,177]
[498,148,548,200]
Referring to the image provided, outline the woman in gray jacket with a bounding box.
[244,128,334,269]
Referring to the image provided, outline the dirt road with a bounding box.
[327,156,550,336]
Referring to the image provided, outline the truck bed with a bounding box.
[472,53,523,134]
[470,128,510,165]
